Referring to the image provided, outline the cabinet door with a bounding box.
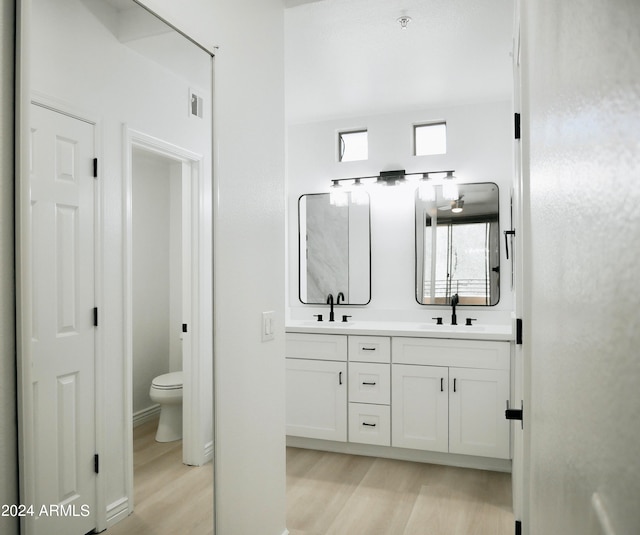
[392,364,448,452]
[286,359,347,442]
[449,367,510,459]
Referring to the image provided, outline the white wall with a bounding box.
[30,0,213,519]
[522,0,640,533]
[139,1,287,534]
[287,100,514,325]
[0,2,18,534]
[132,151,172,415]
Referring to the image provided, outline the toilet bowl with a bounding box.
[149,371,183,442]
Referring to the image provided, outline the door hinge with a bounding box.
[94,454,99,474]
[182,323,188,333]
[514,113,521,140]
[93,158,98,178]
[515,520,522,535]
[504,229,516,259]
[93,307,98,327]
[516,317,523,344]
[506,400,524,429]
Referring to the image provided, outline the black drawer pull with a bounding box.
[453,378,457,392]
[339,372,343,385]
[362,381,377,386]
[362,422,377,427]
[440,377,444,392]
[361,347,376,351]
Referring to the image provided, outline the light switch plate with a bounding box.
[262,311,275,342]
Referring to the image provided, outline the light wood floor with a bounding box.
[286,448,513,535]
[105,418,214,535]
[106,421,512,535]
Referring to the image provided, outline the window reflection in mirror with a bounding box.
[299,193,371,305]
[415,182,500,306]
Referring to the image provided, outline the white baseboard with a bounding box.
[286,436,512,473]
[106,496,130,527]
[133,404,160,427]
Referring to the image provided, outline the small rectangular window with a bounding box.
[414,122,447,156]
[338,130,368,162]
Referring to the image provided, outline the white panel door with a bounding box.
[391,364,448,452]
[449,367,510,459]
[30,104,96,534]
[285,358,347,441]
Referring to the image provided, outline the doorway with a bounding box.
[124,129,210,495]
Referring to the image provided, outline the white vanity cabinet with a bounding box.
[285,333,347,442]
[286,328,512,464]
[392,337,511,459]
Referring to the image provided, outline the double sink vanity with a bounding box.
[289,176,515,471]
[285,320,515,471]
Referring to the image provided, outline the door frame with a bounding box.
[123,127,207,500]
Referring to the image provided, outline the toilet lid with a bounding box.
[152,371,183,390]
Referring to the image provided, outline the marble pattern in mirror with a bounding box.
[299,193,371,305]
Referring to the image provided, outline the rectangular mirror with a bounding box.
[416,182,500,306]
[299,193,371,304]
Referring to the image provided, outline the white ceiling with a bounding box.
[285,0,514,124]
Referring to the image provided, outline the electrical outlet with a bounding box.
[262,311,275,342]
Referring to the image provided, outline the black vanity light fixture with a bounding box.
[328,169,458,206]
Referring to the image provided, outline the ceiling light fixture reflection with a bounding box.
[451,199,464,213]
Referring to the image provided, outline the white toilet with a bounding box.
[149,371,184,442]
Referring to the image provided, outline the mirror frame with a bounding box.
[298,192,372,305]
[415,181,500,307]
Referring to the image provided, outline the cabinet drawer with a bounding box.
[348,335,391,363]
[348,403,390,446]
[392,337,509,370]
[286,333,347,361]
[348,362,390,404]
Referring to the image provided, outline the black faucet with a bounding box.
[450,293,459,325]
[326,293,335,322]
[336,292,345,305]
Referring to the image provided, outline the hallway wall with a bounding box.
[139,1,288,533]
[523,0,640,533]
[0,1,17,534]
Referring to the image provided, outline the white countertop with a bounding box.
[285,320,514,342]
